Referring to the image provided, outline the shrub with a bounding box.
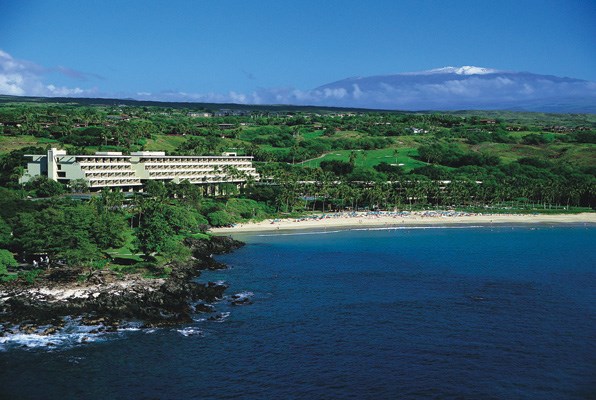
[0,249,17,274]
[24,175,65,197]
[522,133,550,145]
[320,160,354,176]
[225,198,271,219]
[0,217,11,247]
[18,269,42,284]
[207,210,237,227]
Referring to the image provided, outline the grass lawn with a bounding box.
[0,135,59,154]
[299,147,427,171]
[259,145,290,156]
[105,230,210,268]
[144,134,188,152]
[477,142,559,163]
[551,143,596,168]
[300,130,324,140]
[505,130,539,140]
[105,230,143,264]
[330,130,366,139]
[186,232,211,240]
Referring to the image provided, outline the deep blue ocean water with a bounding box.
[1,225,595,399]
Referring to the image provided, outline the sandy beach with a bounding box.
[210,211,596,234]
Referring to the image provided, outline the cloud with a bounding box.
[45,84,85,96]
[135,89,265,105]
[2,50,594,112]
[0,49,98,97]
[352,84,363,99]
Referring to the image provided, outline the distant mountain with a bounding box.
[311,66,596,113]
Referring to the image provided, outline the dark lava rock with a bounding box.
[82,316,106,325]
[46,268,84,283]
[209,235,245,254]
[20,324,38,334]
[194,303,215,313]
[185,236,244,263]
[0,235,244,329]
[42,326,59,336]
[208,313,227,322]
[86,270,120,285]
[230,292,254,306]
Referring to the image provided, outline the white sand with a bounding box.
[210,211,596,234]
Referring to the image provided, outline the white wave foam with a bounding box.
[232,291,254,298]
[117,327,141,332]
[0,330,104,350]
[208,312,231,323]
[177,327,203,337]
[0,317,150,351]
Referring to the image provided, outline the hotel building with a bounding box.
[20,148,259,193]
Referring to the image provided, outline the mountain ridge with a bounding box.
[312,66,596,113]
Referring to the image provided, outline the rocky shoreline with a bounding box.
[0,236,244,338]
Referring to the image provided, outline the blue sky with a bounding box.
[0,0,594,104]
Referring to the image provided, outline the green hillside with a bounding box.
[0,98,594,211]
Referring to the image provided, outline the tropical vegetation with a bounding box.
[0,97,593,280]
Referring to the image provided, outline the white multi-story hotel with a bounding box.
[20,148,259,193]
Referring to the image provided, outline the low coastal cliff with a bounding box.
[0,236,244,334]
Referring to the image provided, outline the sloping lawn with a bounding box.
[300,147,427,171]
[144,135,188,152]
[0,135,59,154]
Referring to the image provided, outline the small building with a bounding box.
[187,112,212,118]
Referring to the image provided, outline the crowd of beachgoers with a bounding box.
[212,210,595,233]
[287,210,492,223]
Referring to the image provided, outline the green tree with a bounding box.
[170,180,203,207]
[94,189,126,212]
[12,202,102,266]
[69,178,89,193]
[92,211,129,250]
[163,204,205,234]
[207,210,237,227]
[144,180,168,201]
[0,146,45,187]
[24,176,65,197]
[159,237,191,263]
[136,210,175,257]
[0,217,12,247]
[320,160,354,176]
[349,151,357,166]
[0,249,17,275]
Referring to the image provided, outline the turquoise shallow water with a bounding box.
[1,225,595,399]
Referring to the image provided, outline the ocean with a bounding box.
[1,225,595,399]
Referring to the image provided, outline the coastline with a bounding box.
[0,236,243,341]
[210,211,596,234]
